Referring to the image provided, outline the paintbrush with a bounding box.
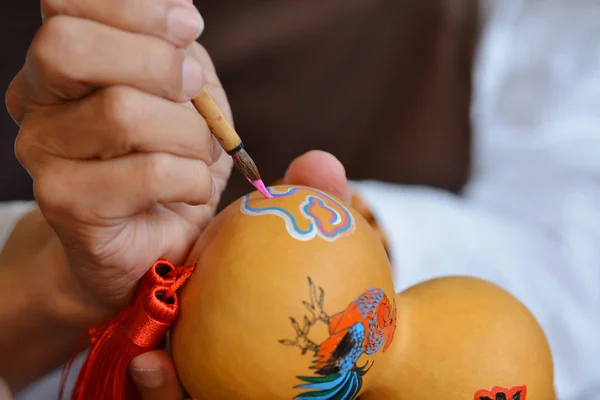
[191,87,272,199]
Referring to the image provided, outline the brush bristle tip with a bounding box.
[252,179,273,198]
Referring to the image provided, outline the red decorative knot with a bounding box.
[59,260,196,400]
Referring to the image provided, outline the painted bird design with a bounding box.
[280,279,397,400]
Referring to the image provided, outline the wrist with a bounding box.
[0,207,111,333]
[0,207,94,389]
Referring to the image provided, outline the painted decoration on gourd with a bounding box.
[280,278,397,400]
[474,385,527,400]
[240,187,355,242]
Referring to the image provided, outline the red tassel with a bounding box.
[59,260,195,400]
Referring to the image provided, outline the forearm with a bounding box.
[0,209,90,393]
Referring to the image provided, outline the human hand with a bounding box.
[128,150,351,399]
[4,0,233,322]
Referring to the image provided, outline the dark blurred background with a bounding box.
[0,0,478,205]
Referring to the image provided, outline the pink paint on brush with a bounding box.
[250,179,273,198]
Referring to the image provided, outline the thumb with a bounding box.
[283,150,351,204]
[130,351,186,400]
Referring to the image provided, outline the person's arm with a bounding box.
[0,205,97,393]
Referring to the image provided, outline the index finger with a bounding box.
[41,0,204,49]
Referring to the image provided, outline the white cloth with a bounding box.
[3,0,600,398]
[356,1,600,398]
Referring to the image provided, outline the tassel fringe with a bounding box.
[59,260,195,400]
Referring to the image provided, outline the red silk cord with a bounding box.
[58,260,195,400]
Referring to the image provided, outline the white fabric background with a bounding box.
[356,1,600,398]
[2,0,599,398]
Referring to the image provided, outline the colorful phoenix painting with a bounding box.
[474,385,527,400]
[280,278,397,400]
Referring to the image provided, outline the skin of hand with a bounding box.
[0,0,352,393]
[6,0,227,315]
[128,150,351,400]
[1,0,230,391]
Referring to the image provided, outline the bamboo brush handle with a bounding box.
[191,87,241,153]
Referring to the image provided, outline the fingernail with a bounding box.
[130,368,164,388]
[168,6,205,44]
[182,56,204,98]
[210,136,222,163]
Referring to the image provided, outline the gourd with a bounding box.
[170,185,556,400]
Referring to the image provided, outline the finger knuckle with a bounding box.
[178,159,211,204]
[33,171,70,216]
[173,159,212,206]
[14,120,45,168]
[139,44,185,99]
[191,43,213,70]
[141,154,171,194]
[192,162,213,202]
[5,74,26,125]
[32,16,85,81]
[99,87,140,144]
[14,130,34,166]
